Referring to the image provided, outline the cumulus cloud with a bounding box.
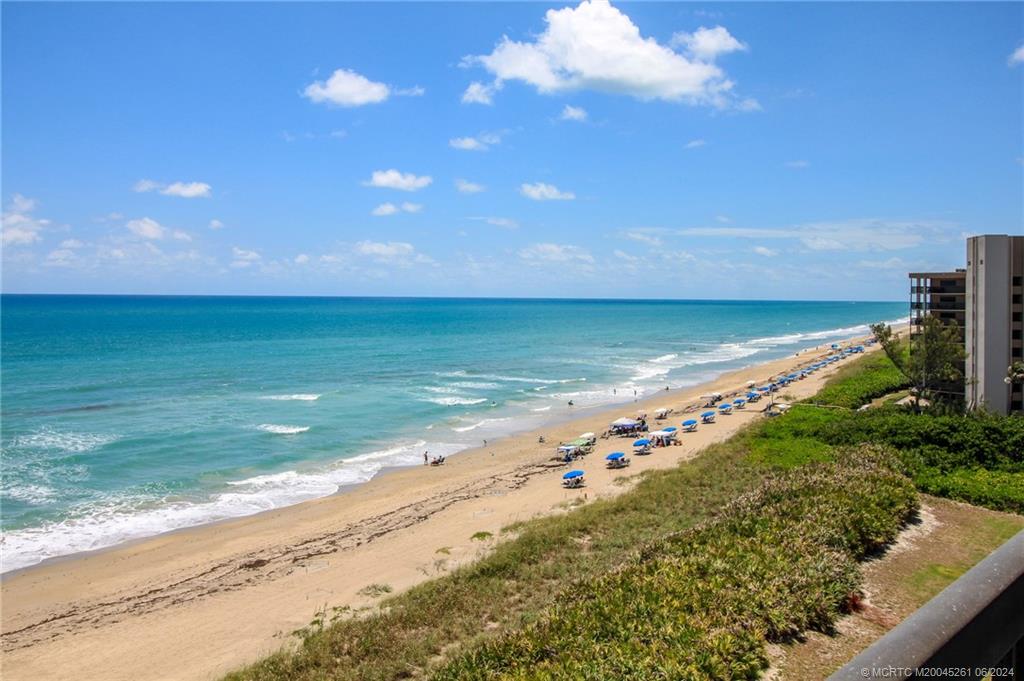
[469,216,519,229]
[126,217,167,240]
[364,169,433,191]
[450,131,503,151]
[2,194,50,246]
[372,202,422,216]
[519,242,594,264]
[353,240,435,266]
[455,179,485,194]
[560,105,587,121]
[520,182,575,200]
[209,219,224,230]
[294,253,310,264]
[462,81,499,105]
[1009,45,1024,66]
[133,179,212,198]
[462,0,753,109]
[685,138,706,149]
[753,245,778,257]
[303,68,390,107]
[671,25,747,60]
[231,246,261,268]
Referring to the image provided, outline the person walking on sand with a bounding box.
[424,451,429,465]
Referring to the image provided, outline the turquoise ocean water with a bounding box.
[0,295,905,572]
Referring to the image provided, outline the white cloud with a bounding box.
[613,249,641,264]
[161,182,211,198]
[126,217,167,240]
[560,105,587,121]
[685,139,706,149]
[303,68,390,107]
[45,248,77,267]
[133,179,161,193]
[520,182,575,201]
[172,230,193,242]
[1009,45,1024,66]
[671,25,747,61]
[857,257,909,270]
[456,179,485,194]
[463,0,753,109]
[462,81,498,105]
[133,179,212,198]
[2,194,50,246]
[450,137,487,151]
[364,169,433,191]
[624,231,663,247]
[372,203,399,216]
[753,246,778,257]
[209,219,224,230]
[372,202,422,216]
[518,242,594,264]
[785,160,810,169]
[231,246,261,268]
[715,215,730,223]
[469,216,519,229]
[60,239,84,248]
[353,240,435,266]
[294,253,310,264]
[394,85,426,97]
[450,131,503,151]
[675,218,955,252]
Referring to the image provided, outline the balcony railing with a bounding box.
[830,530,1024,680]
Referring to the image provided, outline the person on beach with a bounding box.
[424,451,428,465]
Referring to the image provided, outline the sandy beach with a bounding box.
[1,333,882,681]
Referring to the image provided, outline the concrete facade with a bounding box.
[965,235,1024,414]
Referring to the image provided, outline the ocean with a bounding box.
[0,295,905,572]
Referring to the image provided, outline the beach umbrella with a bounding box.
[701,411,716,418]
[563,470,585,479]
[733,398,745,405]
[663,426,677,432]
[718,404,731,410]
[758,386,771,392]
[633,438,651,446]
[747,392,758,399]
[612,417,637,427]
[682,419,698,426]
[606,452,625,461]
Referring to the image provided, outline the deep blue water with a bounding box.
[0,295,905,571]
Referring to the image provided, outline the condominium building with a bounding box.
[965,235,1024,414]
[908,269,967,401]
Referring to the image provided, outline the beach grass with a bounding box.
[224,350,1021,681]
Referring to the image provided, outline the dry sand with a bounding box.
[1,335,881,681]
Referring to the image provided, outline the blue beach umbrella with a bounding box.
[683,419,698,426]
[633,438,651,447]
[563,470,585,480]
[747,392,758,399]
[663,426,677,433]
[733,398,745,405]
[701,411,715,418]
[718,404,731,411]
[606,452,625,461]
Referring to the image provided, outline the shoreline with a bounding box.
[0,329,890,681]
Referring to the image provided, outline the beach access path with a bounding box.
[1,335,880,681]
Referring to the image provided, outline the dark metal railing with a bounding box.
[830,530,1024,680]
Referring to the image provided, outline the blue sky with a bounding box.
[2,1,1022,300]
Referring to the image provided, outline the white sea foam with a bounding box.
[445,381,501,390]
[422,396,488,406]
[0,439,467,574]
[11,428,119,454]
[256,424,310,435]
[439,370,584,385]
[261,394,321,401]
[452,417,512,433]
[3,483,58,504]
[531,406,552,412]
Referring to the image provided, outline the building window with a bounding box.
[1014,276,1022,286]
[1014,347,1023,358]
[1014,294,1022,304]
[1015,312,1023,322]
[1014,330,1022,340]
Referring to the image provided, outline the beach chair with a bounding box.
[682,419,698,432]
[733,398,746,409]
[632,438,651,455]
[700,411,716,424]
[718,403,732,415]
[605,452,629,469]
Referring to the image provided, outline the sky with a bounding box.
[2,1,1022,301]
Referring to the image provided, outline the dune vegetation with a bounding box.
[226,350,1022,681]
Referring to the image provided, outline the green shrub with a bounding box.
[810,351,910,409]
[914,467,1024,514]
[432,447,917,680]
